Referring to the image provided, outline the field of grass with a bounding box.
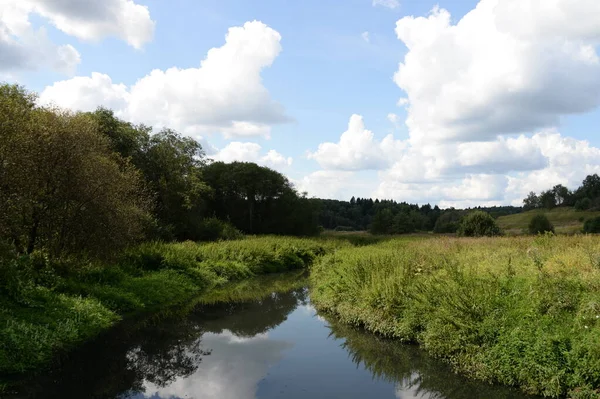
[0,236,338,387]
[310,235,600,398]
[497,207,600,235]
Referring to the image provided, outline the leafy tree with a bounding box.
[370,208,393,235]
[576,174,600,202]
[523,192,540,210]
[539,190,557,210]
[528,214,554,235]
[433,210,463,234]
[552,184,572,206]
[141,129,209,240]
[202,162,318,235]
[0,85,151,258]
[575,198,592,211]
[457,211,501,237]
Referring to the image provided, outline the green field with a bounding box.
[310,234,600,398]
[497,207,600,234]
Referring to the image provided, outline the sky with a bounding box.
[2,0,600,208]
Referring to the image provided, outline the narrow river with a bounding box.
[13,279,533,398]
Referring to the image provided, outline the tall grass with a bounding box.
[310,235,600,398]
[1,236,335,386]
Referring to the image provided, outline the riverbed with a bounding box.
[12,280,533,398]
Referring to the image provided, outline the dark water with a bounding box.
[12,284,533,399]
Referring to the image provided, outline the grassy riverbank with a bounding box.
[310,235,600,398]
[0,236,335,388]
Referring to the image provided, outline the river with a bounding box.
[12,276,533,399]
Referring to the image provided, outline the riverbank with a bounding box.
[310,235,600,398]
[0,236,335,390]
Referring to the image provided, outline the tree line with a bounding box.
[0,84,319,260]
[315,196,520,235]
[522,174,600,211]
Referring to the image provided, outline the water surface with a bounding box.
[13,282,533,399]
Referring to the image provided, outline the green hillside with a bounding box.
[497,207,600,234]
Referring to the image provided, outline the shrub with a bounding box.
[433,210,463,234]
[197,217,243,242]
[457,211,501,237]
[334,226,355,232]
[575,198,592,211]
[529,214,555,235]
[583,217,600,234]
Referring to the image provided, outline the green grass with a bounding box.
[497,208,600,235]
[310,235,600,398]
[0,236,335,388]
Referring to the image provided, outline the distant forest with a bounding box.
[314,198,521,235]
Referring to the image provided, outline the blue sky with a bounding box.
[3,0,600,207]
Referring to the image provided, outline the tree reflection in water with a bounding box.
[324,315,533,399]
[12,285,305,399]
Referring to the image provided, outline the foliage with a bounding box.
[576,198,593,211]
[498,208,600,235]
[457,211,501,237]
[583,217,600,234]
[0,236,333,380]
[523,174,600,212]
[202,161,319,236]
[195,217,243,242]
[310,235,600,398]
[433,209,464,233]
[529,214,555,235]
[0,86,151,258]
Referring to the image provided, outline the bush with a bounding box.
[583,217,600,233]
[433,210,463,234]
[197,217,243,242]
[457,211,501,237]
[334,226,355,232]
[575,198,593,211]
[529,214,555,235]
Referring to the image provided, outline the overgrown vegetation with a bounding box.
[523,174,600,211]
[457,210,501,237]
[310,235,600,398]
[498,208,600,235]
[0,236,334,384]
[529,214,555,235]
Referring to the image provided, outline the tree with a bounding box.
[523,192,540,211]
[552,184,572,207]
[576,174,600,202]
[0,85,151,258]
[529,214,554,235]
[370,208,393,235]
[539,190,557,210]
[141,129,209,240]
[202,162,318,235]
[433,210,463,234]
[457,211,501,237]
[575,198,592,211]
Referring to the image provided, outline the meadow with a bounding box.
[0,236,339,388]
[310,234,600,398]
[497,208,600,235]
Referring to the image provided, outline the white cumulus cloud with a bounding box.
[39,21,290,139]
[21,0,154,48]
[394,0,600,145]
[0,1,80,74]
[212,142,292,171]
[0,0,155,75]
[307,114,406,171]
